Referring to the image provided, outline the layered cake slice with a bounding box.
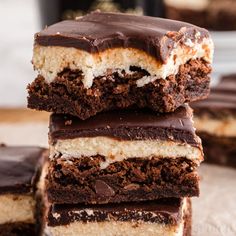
[0,145,46,236]
[47,105,203,204]
[28,11,213,120]
[44,198,191,236]
[164,0,236,30]
[193,75,236,167]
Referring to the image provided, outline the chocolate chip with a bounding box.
[95,180,115,197]
[65,120,72,126]
[124,183,140,190]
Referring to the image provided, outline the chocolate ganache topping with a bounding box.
[35,11,209,63]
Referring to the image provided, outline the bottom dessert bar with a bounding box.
[44,198,191,236]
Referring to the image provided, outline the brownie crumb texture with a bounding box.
[28,59,211,119]
[46,156,199,204]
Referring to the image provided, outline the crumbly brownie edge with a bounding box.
[28,59,211,119]
[46,156,200,204]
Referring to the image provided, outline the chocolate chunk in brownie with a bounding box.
[46,156,199,204]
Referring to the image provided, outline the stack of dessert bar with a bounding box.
[27,12,214,235]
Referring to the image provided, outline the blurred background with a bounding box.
[0,2,236,235]
[1,0,236,107]
[0,0,39,107]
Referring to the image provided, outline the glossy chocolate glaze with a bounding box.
[35,11,209,63]
[0,146,45,194]
[47,198,183,226]
[49,105,200,147]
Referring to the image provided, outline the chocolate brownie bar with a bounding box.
[28,11,213,120]
[47,105,203,204]
[164,0,236,30]
[44,198,191,236]
[193,74,236,168]
[0,145,46,236]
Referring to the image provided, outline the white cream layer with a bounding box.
[0,194,35,224]
[45,199,188,236]
[45,221,184,236]
[50,137,203,169]
[194,116,236,137]
[164,0,209,11]
[33,34,213,88]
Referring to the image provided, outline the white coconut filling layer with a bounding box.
[194,116,236,137]
[33,34,213,89]
[164,0,209,11]
[0,194,35,225]
[50,137,202,169]
[45,220,184,236]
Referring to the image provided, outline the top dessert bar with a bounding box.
[28,11,213,120]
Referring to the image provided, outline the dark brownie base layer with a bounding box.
[0,223,35,236]
[165,5,236,30]
[28,59,211,120]
[198,132,236,168]
[46,156,199,204]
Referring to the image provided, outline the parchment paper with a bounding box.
[193,165,236,236]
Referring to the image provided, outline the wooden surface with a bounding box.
[0,108,49,123]
[0,108,49,147]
